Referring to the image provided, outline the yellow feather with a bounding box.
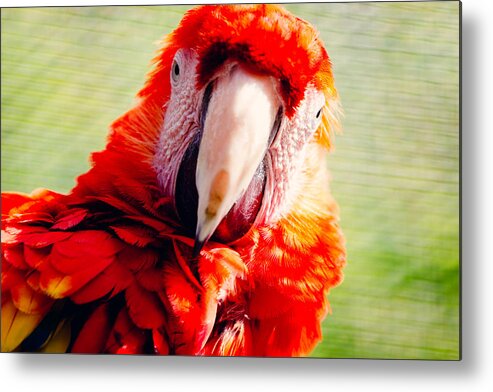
[1,300,43,352]
[40,321,71,353]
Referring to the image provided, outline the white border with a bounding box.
[2,0,492,391]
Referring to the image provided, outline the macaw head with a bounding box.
[144,5,341,253]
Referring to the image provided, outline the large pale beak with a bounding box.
[193,66,279,255]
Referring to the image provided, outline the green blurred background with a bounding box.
[1,2,460,359]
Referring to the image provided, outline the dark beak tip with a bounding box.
[192,237,205,258]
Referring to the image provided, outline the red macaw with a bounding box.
[1,4,345,356]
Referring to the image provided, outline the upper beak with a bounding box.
[193,65,279,255]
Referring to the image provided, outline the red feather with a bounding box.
[152,327,169,355]
[49,231,122,275]
[1,192,32,215]
[51,208,88,230]
[11,282,52,314]
[125,282,166,329]
[23,245,51,269]
[71,303,114,353]
[161,262,202,354]
[117,246,159,273]
[7,212,54,225]
[21,230,73,249]
[70,262,133,304]
[1,264,24,292]
[105,307,147,354]
[3,246,29,270]
[110,224,156,247]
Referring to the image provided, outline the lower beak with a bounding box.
[193,66,279,255]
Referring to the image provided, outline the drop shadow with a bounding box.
[4,2,476,382]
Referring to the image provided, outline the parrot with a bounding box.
[1,4,346,357]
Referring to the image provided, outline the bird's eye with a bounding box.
[316,108,323,119]
[171,60,180,82]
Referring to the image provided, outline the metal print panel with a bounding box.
[1,1,460,359]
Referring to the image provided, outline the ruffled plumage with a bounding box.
[1,146,344,356]
[1,175,250,354]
